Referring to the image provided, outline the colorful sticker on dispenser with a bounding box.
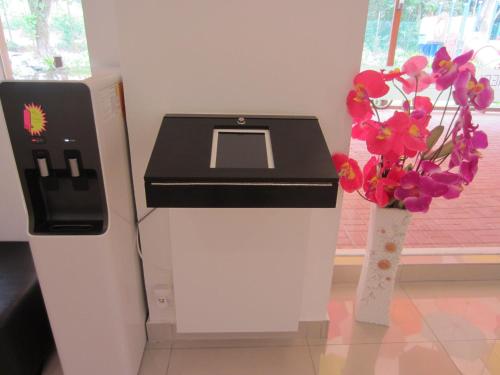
[23,103,47,136]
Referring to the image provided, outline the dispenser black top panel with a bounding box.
[145,115,338,208]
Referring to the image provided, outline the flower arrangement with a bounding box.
[333,47,494,213]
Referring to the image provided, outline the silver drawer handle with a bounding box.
[150,182,333,187]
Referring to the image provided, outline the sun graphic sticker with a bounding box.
[23,103,47,136]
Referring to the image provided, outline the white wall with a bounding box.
[114,0,368,323]
[0,111,28,241]
[82,0,121,71]
[0,69,28,241]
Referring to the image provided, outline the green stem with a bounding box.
[369,99,381,122]
[414,152,422,172]
[438,87,453,128]
[432,90,445,110]
[441,107,461,143]
[429,106,461,163]
[415,88,455,170]
[415,147,426,172]
[437,156,449,167]
[392,81,409,106]
[356,190,371,202]
[413,77,419,110]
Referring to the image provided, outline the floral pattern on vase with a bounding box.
[355,206,411,326]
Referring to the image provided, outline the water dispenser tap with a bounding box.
[68,158,80,177]
[36,157,49,177]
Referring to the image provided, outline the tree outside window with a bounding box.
[362,0,500,71]
[0,0,90,79]
[361,0,500,105]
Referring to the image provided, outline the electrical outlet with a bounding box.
[156,295,170,307]
[154,288,171,309]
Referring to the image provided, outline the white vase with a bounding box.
[354,205,411,326]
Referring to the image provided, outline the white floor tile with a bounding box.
[171,336,308,349]
[441,340,500,375]
[167,346,315,375]
[317,283,437,345]
[401,281,500,341]
[309,342,461,375]
[138,348,171,375]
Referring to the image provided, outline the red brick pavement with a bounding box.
[337,111,500,249]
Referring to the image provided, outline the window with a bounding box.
[338,0,500,252]
[0,0,90,80]
[361,0,500,107]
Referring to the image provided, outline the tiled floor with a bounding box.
[338,111,500,250]
[127,280,500,374]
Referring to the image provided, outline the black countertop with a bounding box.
[145,115,337,183]
[144,115,339,208]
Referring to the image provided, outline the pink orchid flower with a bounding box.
[351,119,379,141]
[379,110,430,157]
[453,71,494,110]
[365,111,429,158]
[401,56,434,94]
[450,132,484,184]
[421,161,464,199]
[402,115,430,157]
[363,156,379,202]
[374,167,405,207]
[382,68,411,89]
[346,70,390,121]
[382,68,405,81]
[332,153,363,193]
[432,47,474,90]
[450,130,486,168]
[470,77,494,110]
[453,70,472,106]
[448,108,487,183]
[401,100,432,157]
[452,107,478,141]
[394,171,448,212]
[365,112,405,156]
[459,155,479,184]
[383,151,403,169]
[362,157,404,207]
[401,96,432,120]
[459,62,476,75]
[413,96,433,116]
[471,130,488,149]
[346,90,372,120]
